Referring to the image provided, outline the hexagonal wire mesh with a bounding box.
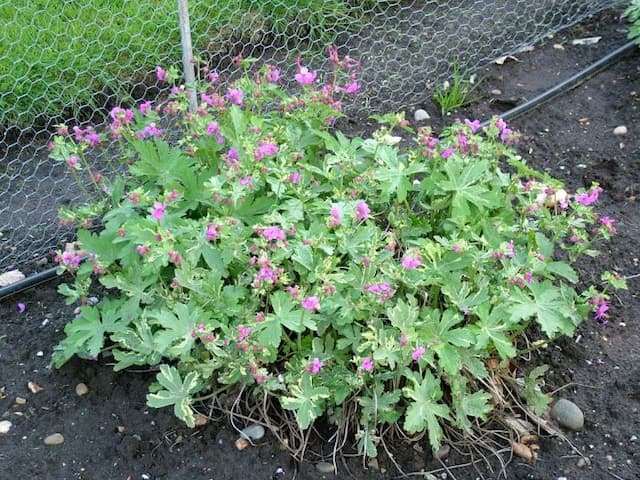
[0,0,625,272]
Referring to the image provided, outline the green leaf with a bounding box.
[358,385,401,424]
[470,303,516,359]
[111,319,161,371]
[292,244,314,272]
[147,365,201,427]
[403,371,450,449]
[150,304,199,359]
[280,375,330,429]
[545,262,578,283]
[523,365,552,415]
[509,280,577,337]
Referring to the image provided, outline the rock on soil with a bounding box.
[44,433,65,446]
[550,399,584,431]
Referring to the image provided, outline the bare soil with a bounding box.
[1,10,639,480]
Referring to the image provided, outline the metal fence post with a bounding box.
[177,0,198,113]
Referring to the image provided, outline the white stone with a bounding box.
[315,462,335,474]
[240,424,265,441]
[414,109,430,122]
[0,420,12,434]
[0,269,25,287]
[613,125,628,136]
[44,433,65,445]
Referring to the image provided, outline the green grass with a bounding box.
[432,64,481,116]
[0,0,363,127]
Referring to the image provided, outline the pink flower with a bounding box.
[226,87,244,106]
[139,122,163,139]
[205,223,219,240]
[338,81,361,94]
[301,296,320,311]
[17,303,26,313]
[401,254,422,270]
[151,202,166,220]
[166,189,180,202]
[139,101,152,115]
[237,325,252,342]
[168,251,183,265]
[412,346,426,361]
[288,171,302,184]
[600,216,617,234]
[67,156,79,168]
[294,57,317,85]
[361,357,374,372]
[266,65,281,83]
[399,333,408,346]
[328,207,341,227]
[240,176,254,189]
[355,201,370,221]
[364,282,394,301]
[574,186,602,206]
[306,358,324,374]
[441,148,455,159]
[595,302,609,322]
[261,226,286,242]
[136,245,150,256]
[156,66,168,82]
[254,141,279,161]
[464,118,481,133]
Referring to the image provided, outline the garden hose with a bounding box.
[479,39,637,128]
[0,40,637,302]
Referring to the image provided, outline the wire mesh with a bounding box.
[0,0,625,272]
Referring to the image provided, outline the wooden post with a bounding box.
[177,0,198,113]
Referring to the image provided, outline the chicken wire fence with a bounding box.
[0,0,624,272]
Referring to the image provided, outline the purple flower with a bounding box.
[328,207,341,227]
[363,282,394,301]
[261,226,286,241]
[595,303,609,322]
[17,303,26,313]
[255,267,277,284]
[361,357,374,372]
[294,57,317,85]
[226,87,244,106]
[412,346,426,361]
[205,122,225,144]
[441,148,455,159]
[574,186,603,206]
[306,358,324,374]
[67,156,79,168]
[464,118,481,133]
[337,81,361,94]
[151,202,166,220]
[237,325,252,342]
[205,223,219,240]
[599,216,617,234]
[288,171,302,184]
[355,201,370,221]
[301,296,320,312]
[139,122,163,139]
[240,176,254,189]
[266,65,281,83]
[254,141,279,161]
[156,66,168,82]
[401,254,422,270]
[139,101,152,115]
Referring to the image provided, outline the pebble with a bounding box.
[75,383,89,396]
[315,461,335,474]
[234,437,249,450]
[44,433,65,445]
[491,89,502,96]
[577,457,591,467]
[434,444,451,460]
[613,125,628,136]
[0,420,11,434]
[414,109,430,122]
[15,397,27,405]
[550,398,584,431]
[240,424,265,441]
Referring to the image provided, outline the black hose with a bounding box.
[0,40,637,302]
[0,264,63,300]
[480,40,637,128]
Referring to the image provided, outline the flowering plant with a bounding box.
[50,50,623,459]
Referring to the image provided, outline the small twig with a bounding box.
[607,472,629,480]
[549,381,599,396]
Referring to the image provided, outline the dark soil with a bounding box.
[1,10,639,480]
